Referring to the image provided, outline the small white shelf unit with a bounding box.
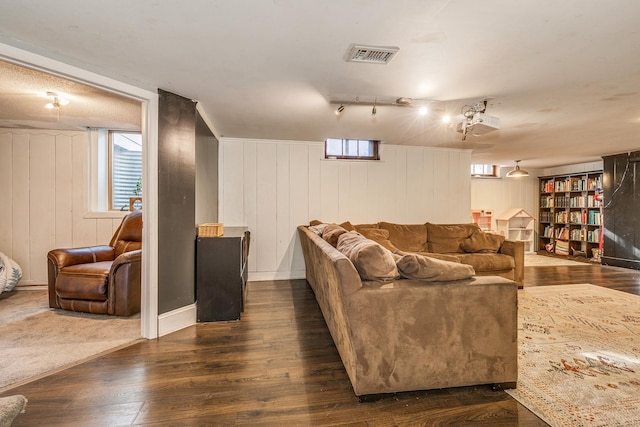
[496,208,535,253]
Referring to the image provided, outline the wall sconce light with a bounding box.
[371,98,377,117]
[335,104,345,116]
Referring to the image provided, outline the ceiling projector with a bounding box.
[457,112,501,136]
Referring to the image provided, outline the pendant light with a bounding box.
[506,160,529,178]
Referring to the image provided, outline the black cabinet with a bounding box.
[196,227,250,321]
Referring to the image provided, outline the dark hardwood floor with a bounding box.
[4,264,640,426]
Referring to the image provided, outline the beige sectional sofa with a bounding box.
[297,222,519,397]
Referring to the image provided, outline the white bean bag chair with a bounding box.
[0,252,22,292]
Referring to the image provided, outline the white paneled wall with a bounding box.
[221,138,472,281]
[0,129,125,286]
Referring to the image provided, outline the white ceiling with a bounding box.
[1,0,639,168]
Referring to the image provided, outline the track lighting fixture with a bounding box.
[506,160,529,178]
[332,96,432,119]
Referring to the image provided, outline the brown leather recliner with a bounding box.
[47,209,142,316]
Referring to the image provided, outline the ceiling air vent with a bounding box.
[345,44,400,64]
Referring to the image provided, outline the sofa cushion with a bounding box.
[353,223,380,231]
[395,253,475,281]
[378,222,428,252]
[340,221,356,231]
[460,230,505,253]
[337,232,399,282]
[358,228,398,252]
[456,253,515,272]
[426,223,479,253]
[321,224,348,247]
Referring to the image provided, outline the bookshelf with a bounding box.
[539,171,603,258]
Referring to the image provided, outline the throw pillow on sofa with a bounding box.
[357,228,398,252]
[460,230,505,253]
[321,224,349,247]
[336,232,399,282]
[395,253,475,281]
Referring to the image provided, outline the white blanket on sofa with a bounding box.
[0,252,22,293]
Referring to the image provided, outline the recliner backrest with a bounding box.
[110,210,143,257]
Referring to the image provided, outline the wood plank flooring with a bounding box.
[4,264,640,426]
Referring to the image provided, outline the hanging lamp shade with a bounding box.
[506,160,529,178]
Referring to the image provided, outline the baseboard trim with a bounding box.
[157,303,196,337]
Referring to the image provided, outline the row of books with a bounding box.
[540,175,603,193]
[569,228,601,243]
[569,195,602,208]
[541,195,602,209]
[541,225,602,242]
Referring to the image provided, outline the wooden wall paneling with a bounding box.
[0,132,12,254]
[422,149,436,221]
[276,143,292,273]
[392,147,408,223]
[307,144,322,222]
[289,144,309,273]
[404,148,425,223]
[54,135,73,249]
[255,143,277,272]
[349,162,368,222]
[431,150,451,223]
[318,160,339,222]
[71,135,96,247]
[375,146,395,221]
[338,162,352,222]
[11,133,30,280]
[243,141,257,273]
[96,218,115,244]
[29,133,56,282]
[221,141,245,226]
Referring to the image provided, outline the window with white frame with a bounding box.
[471,164,499,177]
[87,129,142,215]
[325,138,380,160]
[110,131,142,211]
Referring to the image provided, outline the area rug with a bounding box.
[506,284,640,426]
[0,290,141,391]
[524,254,593,267]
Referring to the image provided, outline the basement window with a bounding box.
[325,139,380,160]
[110,131,142,211]
[471,164,499,178]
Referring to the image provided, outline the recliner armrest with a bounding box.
[109,249,142,316]
[47,245,115,270]
[111,249,142,270]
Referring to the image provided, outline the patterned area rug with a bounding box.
[507,284,640,426]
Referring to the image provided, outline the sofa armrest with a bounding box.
[499,240,524,286]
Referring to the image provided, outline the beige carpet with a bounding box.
[507,284,640,426]
[0,290,141,392]
[525,253,594,267]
